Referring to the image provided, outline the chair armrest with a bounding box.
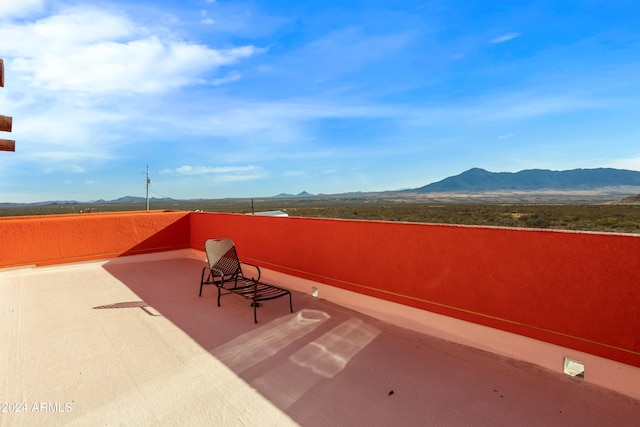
[208,267,226,284]
[240,261,261,281]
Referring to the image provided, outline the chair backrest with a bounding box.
[204,238,241,276]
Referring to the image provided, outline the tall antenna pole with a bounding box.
[146,165,150,210]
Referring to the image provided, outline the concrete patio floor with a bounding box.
[1,252,639,426]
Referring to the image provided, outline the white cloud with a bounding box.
[278,27,411,81]
[0,4,264,171]
[403,92,599,131]
[498,133,514,139]
[161,165,261,175]
[11,103,125,159]
[0,0,44,19]
[43,164,86,174]
[160,165,266,182]
[489,32,521,44]
[211,71,241,86]
[201,9,215,25]
[468,94,598,122]
[1,6,260,94]
[151,99,398,155]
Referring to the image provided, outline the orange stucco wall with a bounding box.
[190,212,640,368]
[0,211,190,267]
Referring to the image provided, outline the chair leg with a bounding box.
[289,293,293,313]
[217,286,222,307]
[253,301,258,324]
[199,267,207,297]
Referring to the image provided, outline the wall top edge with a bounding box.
[194,211,640,238]
[2,209,638,238]
[0,210,188,222]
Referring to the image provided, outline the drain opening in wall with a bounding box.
[563,357,585,379]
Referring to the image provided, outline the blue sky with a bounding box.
[1,0,639,202]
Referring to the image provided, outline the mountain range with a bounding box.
[2,168,640,207]
[409,168,640,193]
[0,196,177,208]
[275,168,640,196]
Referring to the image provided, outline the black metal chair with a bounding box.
[199,238,293,323]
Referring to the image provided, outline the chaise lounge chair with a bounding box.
[199,238,293,323]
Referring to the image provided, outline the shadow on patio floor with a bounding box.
[100,256,640,426]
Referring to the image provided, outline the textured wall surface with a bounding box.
[191,212,640,368]
[0,211,190,267]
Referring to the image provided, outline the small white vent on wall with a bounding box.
[563,357,585,379]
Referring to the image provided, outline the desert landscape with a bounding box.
[2,188,640,234]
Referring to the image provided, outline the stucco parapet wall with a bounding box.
[0,210,191,268]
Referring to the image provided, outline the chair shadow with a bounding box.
[93,300,162,316]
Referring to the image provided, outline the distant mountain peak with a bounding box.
[465,167,489,173]
[273,191,314,198]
